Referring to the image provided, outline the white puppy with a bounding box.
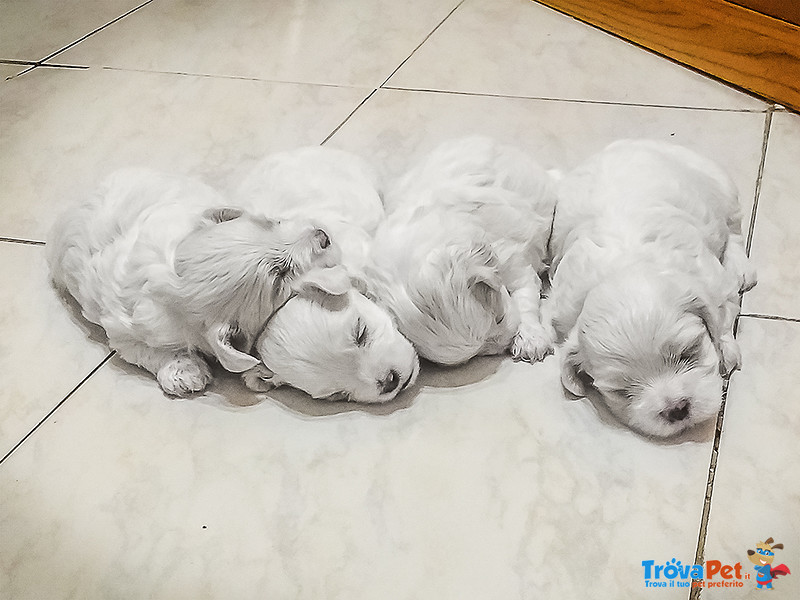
[369,136,558,365]
[545,140,757,437]
[236,146,420,403]
[48,168,342,397]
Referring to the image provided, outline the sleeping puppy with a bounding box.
[545,140,757,437]
[48,168,342,397]
[369,136,558,365]
[236,146,420,403]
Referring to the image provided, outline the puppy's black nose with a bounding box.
[379,370,401,395]
[664,398,690,423]
[314,228,330,249]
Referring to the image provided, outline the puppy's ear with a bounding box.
[682,291,738,373]
[468,270,506,319]
[560,329,587,397]
[206,322,260,373]
[202,207,245,224]
[296,266,351,297]
[293,266,352,311]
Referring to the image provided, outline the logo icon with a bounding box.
[746,537,791,590]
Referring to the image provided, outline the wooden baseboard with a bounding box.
[534,0,800,112]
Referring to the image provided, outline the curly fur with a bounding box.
[369,136,558,365]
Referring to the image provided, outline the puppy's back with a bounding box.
[552,140,742,263]
[237,146,384,233]
[580,140,739,224]
[386,136,554,217]
[47,168,223,327]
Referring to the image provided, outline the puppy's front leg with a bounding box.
[115,341,212,397]
[507,265,554,362]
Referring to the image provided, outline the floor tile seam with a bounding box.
[31,0,157,67]
[690,377,731,600]
[4,62,378,89]
[321,88,379,145]
[0,352,115,466]
[379,85,769,113]
[745,109,774,256]
[94,66,375,90]
[379,0,467,88]
[0,59,37,66]
[739,312,800,324]
[1,59,88,70]
[0,237,45,246]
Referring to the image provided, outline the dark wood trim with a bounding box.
[726,1,800,27]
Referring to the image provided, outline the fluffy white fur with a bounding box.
[236,146,420,403]
[544,140,757,438]
[369,136,558,365]
[48,168,343,397]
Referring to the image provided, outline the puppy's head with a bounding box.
[370,242,519,365]
[560,273,723,438]
[251,287,419,403]
[170,207,342,372]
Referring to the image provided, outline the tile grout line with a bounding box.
[321,0,465,148]
[0,352,115,466]
[320,88,379,146]
[739,312,800,323]
[0,237,45,246]
[745,108,774,256]
[689,378,732,600]
[9,0,156,78]
[378,0,467,88]
[382,85,770,113]
[100,66,373,89]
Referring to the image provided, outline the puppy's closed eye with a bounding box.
[202,207,244,224]
[671,337,704,365]
[353,318,369,347]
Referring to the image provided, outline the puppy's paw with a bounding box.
[723,238,757,294]
[157,354,212,397]
[738,264,758,294]
[719,336,742,376]
[511,321,555,363]
[242,364,278,392]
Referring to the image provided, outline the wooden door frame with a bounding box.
[533,0,800,112]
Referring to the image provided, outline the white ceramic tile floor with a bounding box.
[1,1,797,598]
[742,112,800,320]
[0,0,150,62]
